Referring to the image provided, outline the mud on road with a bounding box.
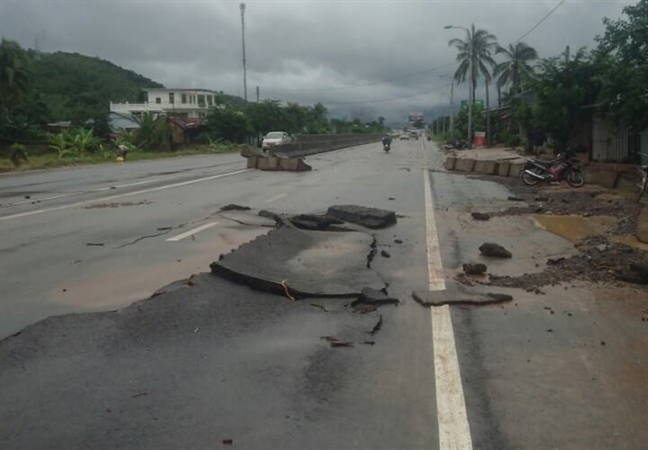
[464,174,648,291]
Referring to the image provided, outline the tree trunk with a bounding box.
[497,83,501,108]
[486,81,491,146]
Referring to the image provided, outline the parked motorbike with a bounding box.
[522,152,584,187]
[443,139,470,151]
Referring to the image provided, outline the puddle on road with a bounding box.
[532,214,617,242]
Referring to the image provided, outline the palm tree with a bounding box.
[494,42,538,99]
[449,25,497,142]
[0,39,30,111]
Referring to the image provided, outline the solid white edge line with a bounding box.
[0,168,251,222]
[166,222,218,242]
[423,170,446,291]
[431,306,474,450]
[422,141,473,450]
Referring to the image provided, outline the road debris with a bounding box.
[131,392,149,398]
[394,239,403,244]
[380,250,391,258]
[330,341,354,348]
[363,341,376,345]
[310,303,328,312]
[280,280,296,301]
[412,289,513,307]
[508,196,524,201]
[86,242,104,246]
[222,439,233,445]
[220,204,251,212]
[353,287,399,307]
[83,201,151,209]
[326,205,397,229]
[463,263,487,275]
[479,242,512,258]
[471,212,491,221]
[290,214,349,231]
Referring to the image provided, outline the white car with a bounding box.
[262,131,293,151]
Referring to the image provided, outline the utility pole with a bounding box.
[256,86,259,102]
[240,3,248,102]
[449,80,455,136]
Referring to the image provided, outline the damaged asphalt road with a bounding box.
[1,140,647,450]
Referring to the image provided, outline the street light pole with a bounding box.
[445,24,472,144]
[449,79,455,135]
[240,3,248,102]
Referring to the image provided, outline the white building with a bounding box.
[110,88,221,120]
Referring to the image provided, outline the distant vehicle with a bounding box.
[409,130,419,140]
[262,131,293,151]
[399,134,410,140]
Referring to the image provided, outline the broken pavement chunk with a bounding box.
[412,289,513,307]
[380,250,391,258]
[463,263,487,275]
[479,242,512,258]
[326,205,397,229]
[220,204,251,212]
[352,287,399,307]
[471,212,490,221]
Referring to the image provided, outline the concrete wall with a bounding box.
[269,134,383,157]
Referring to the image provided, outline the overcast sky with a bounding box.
[0,0,634,122]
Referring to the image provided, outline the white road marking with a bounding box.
[423,170,446,291]
[0,168,251,222]
[264,193,287,203]
[166,222,218,242]
[431,305,473,450]
[422,142,473,450]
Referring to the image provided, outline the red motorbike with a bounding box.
[522,152,584,187]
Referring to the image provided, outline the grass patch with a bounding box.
[0,143,241,173]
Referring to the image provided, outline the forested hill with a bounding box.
[28,51,163,121]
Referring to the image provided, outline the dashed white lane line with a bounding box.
[0,169,251,222]
[423,142,473,450]
[166,222,218,241]
[264,193,287,203]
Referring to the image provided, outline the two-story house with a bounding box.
[110,88,221,120]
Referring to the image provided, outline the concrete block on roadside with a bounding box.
[508,162,525,178]
[455,158,476,172]
[497,162,511,177]
[278,157,312,172]
[583,167,618,188]
[246,156,259,169]
[445,156,457,171]
[637,206,648,244]
[615,171,640,192]
[474,160,499,175]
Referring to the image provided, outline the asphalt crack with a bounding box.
[113,227,175,249]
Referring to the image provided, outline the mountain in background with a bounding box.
[25,50,164,122]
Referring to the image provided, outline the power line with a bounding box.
[262,1,566,101]
[513,0,566,43]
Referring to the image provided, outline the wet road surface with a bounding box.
[1,140,646,449]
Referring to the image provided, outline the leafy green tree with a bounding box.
[204,107,250,143]
[135,113,169,151]
[531,50,600,152]
[593,0,648,131]
[448,24,497,107]
[494,42,538,98]
[0,39,30,110]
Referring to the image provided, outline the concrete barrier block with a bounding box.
[445,157,457,171]
[497,162,511,177]
[615,171,640,192]
[583,167,618,188]
[278,157,312,172]
[508,162,525,177]
[474,160,499,175]
[455,158,475,172]
[638,206,648,244]
[246,156,259,169]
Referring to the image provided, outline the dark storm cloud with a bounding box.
[0,0,633,120]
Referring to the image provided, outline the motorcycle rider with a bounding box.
[382,134,392,148]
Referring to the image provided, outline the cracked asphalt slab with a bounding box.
[1,139,647,449]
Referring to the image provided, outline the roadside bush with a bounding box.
[47,128,101,158]
[505,133,522,148]
[9,143,28,167]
